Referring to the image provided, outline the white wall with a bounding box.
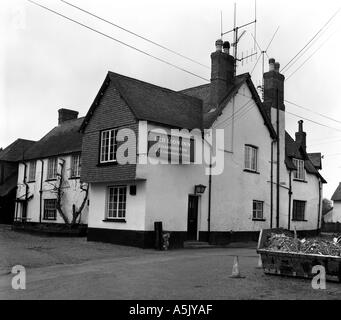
[16,155,88,224]
[324,202,341,223]
[87,181,146,230]
[137,122,209,234]
[209,84,273,232]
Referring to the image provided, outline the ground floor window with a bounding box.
[107,186,127,219]
[43,199,57,220]
[252,200,264,220]
[292,200,306,221]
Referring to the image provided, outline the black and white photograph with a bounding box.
[1,0,341,307]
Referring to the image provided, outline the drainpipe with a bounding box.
[288,170,292,230]
[276,88,280,228]
[39,160,44,223]
[270,140,275,228]
[317,180,322,231]
[23,162,29,220]
[207,151,212,243]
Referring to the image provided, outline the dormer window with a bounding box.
[293,158,305,181]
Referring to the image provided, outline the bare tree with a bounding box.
[47,159,88,227]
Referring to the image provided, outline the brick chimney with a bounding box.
[58,108,79,125]
[295,120,306,152]
[209,39,235,109]
[263,58,285,120]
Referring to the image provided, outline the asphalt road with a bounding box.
[1,225,341,300]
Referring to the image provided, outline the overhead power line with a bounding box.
[60,0,209,69]
[285,99,341,125]
[285,31,337,81]
[27,0,210,82]
[286,111,341,133]
[281,8,340,74]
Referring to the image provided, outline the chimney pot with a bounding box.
[295,120,306,151]
[274,62,280,72]
[215,39,223,52]
[223,41,230,54]
[269,58,275,71]
[58,108,79,125]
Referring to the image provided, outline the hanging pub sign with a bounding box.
[147,131,195,164]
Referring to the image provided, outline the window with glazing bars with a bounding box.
[293,158,305,180]
[292,200,306,221]
[107,186,127,219]
[71,154,81,178]
[28,161,36,181]
[245,145,258,172]
[47,158,58,180]
[100,129,117,163]
[252,200,264,220]
[43,199,57,220]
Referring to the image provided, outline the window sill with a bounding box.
[27,180,36,183]
[42,219,57,221]
[103,218,126,223]
[97,161,118,167]
[243,169,260,175]
[252,219,266,222]
[69,176,80,180]
[293,179,307,183]
[45,178,57,182]
[292,219,308,222]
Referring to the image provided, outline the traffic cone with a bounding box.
[230,256,245,278]
[256,254,263,269]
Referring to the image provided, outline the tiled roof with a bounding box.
[308,152,322,169]
[285,131,326,183]
[109,72,203,129]
[81,72,203,131]
[24,117,84,161]
[180,73,277,137]
[331,183,341,201]
[0,139,35,162]
[0,172,17,197]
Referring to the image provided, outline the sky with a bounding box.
[1,0,341,198]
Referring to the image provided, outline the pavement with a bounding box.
[1,224,341,300]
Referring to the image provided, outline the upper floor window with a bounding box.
[293,158,305,181]
[47,157,58,180]
[252,200,264,220]
[106,185,127,220]
[292,200,306,221]
[100,129,117,163]
[28,161,36,182]
[71,154,81,178]
[245,145,258,172]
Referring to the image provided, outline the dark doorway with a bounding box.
[187,195,199,240]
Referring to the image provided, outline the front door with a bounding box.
[187,195,199,240]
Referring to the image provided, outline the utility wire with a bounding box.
[60,0,210,70]
[286,111,341,133]
[281,8,340,73]
[26,1,341,137]
[27,0,210,82]
[285,31,336,81]
[285,99,341,125]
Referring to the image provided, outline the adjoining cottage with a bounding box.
[0,139,35,224]
[80,39,326,248]
[15,109,88,230]
[325,183,341,223]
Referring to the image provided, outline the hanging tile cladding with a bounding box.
[81,81,138,183]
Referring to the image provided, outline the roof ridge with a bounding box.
[108,71,203,105]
